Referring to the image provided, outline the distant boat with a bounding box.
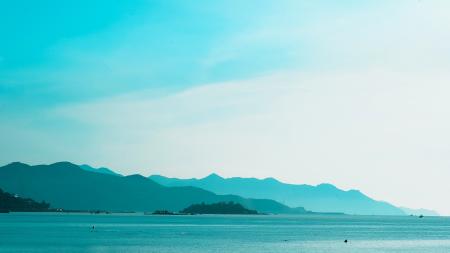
[419,215,424,218]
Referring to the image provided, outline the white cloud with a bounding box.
[3,0,450,215]
[28,1,450,214]
[302,0,450,71]
[54,68,450,214]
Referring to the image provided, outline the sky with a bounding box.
[1,0,450,214]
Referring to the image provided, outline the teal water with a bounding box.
[1,213,449,252]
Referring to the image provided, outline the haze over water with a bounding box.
[1,213,449,253]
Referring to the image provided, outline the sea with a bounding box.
[1,213,449,253]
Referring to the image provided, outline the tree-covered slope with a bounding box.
[0,162,304,214]
[0,188,50,212]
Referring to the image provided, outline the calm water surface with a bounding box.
[1,213,449,253]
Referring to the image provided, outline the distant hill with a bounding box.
[149,174,405,215]
[0,188,50,212]
[181,202,258,215]
[79,164,122,177]
[400,207,439,216]
[0,162,305,214]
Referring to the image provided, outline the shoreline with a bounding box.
[2,211,442,218]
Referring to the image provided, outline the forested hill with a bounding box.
[181,202,258,214]
[0,188,50,212]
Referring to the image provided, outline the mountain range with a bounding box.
[149,173,406,215]
[0,162,304,214]
[0,161,436,216]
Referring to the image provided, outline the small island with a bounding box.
[0,188,51,213]
[180,201,258,215]
[150,210,178,215]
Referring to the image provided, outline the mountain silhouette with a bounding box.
[0,162,305,214]
[149,173,405,215]
[79,164,122,177]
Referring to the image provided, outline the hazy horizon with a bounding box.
[0,160,441,216]
[2,1,450,215]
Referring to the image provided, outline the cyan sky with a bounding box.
[2,0,450,214]
[1,0,372,108]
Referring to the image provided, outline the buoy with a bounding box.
[344,239,348,243]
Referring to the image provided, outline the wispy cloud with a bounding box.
[50,67,450,213]
[2,0,450,214]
